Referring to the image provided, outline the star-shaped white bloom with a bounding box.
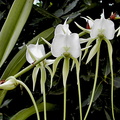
[90,11,115,40]
[26,42,54,92]
[26,42,54,65]
[51,18,81,58]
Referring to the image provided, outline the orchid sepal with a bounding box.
[104,38,115,120]
[82,37,97,60]
[50,56,63,88]
[86,39,102,64]
[41,37,51,47]
[116,26,120,37]
[62,57,70,87]
[70,56,82,120]
[74,22,90,33]
[40,65,46,94]
[32,64,40,91]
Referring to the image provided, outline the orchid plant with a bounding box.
[0,0,120,120]
[75,10,116,120]
[51,18,82,120]
[26,41,54,120]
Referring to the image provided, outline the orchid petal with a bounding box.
[102,19,115,39]
[74,22,90,33]
[45,59,55,66]
[51,35,66,57]
[90,19,102,38]
[67,33,81,58]
[55,24,71,36]
[26,44,45,64]
[54,18,71,36]
[80,38,92,44]
[81,16,93,28]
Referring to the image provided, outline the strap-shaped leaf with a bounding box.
[0,0,34,67]
[10,102,56,120]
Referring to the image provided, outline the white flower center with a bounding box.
[97,29,105,38]
[63,46,70,57]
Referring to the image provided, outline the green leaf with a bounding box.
[1,27,54,79]
[10,102,57,120]
[93,83,103,102]
[0,0,34,67]
[0,28,54,107]
[114,77,120,88]
[0,11,5,20]
[64,0,79,14]
[102,59,110,78]
[0,113,3,120]
[104,109,112,120]
[0,99,12,108]
[33,5,58,19]
[82,83,103,107]
[84,0,92,5]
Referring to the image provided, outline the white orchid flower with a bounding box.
[26,41,54,120]
[51,18,81,58]
[90,11,115,39]
[79,10,116,120]
[26,41,54,92]
[51,18,82,120]
[26,41,54,65]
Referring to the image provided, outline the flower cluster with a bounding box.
[1,9,119,120]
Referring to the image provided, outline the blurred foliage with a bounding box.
[0,0,120,120]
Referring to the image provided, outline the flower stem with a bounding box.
[77,78,82,120]
[63,86,67,120]
[43,83,47,120]
[14,52,52,78]
[17,80,40,120]
[70,56,82,120]
[84,49,100,120]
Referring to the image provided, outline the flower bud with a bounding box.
[0,76,18,90]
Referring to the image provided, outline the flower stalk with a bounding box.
[17,80,40,120]
[84,49,100,120]
[14,52,52,78]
